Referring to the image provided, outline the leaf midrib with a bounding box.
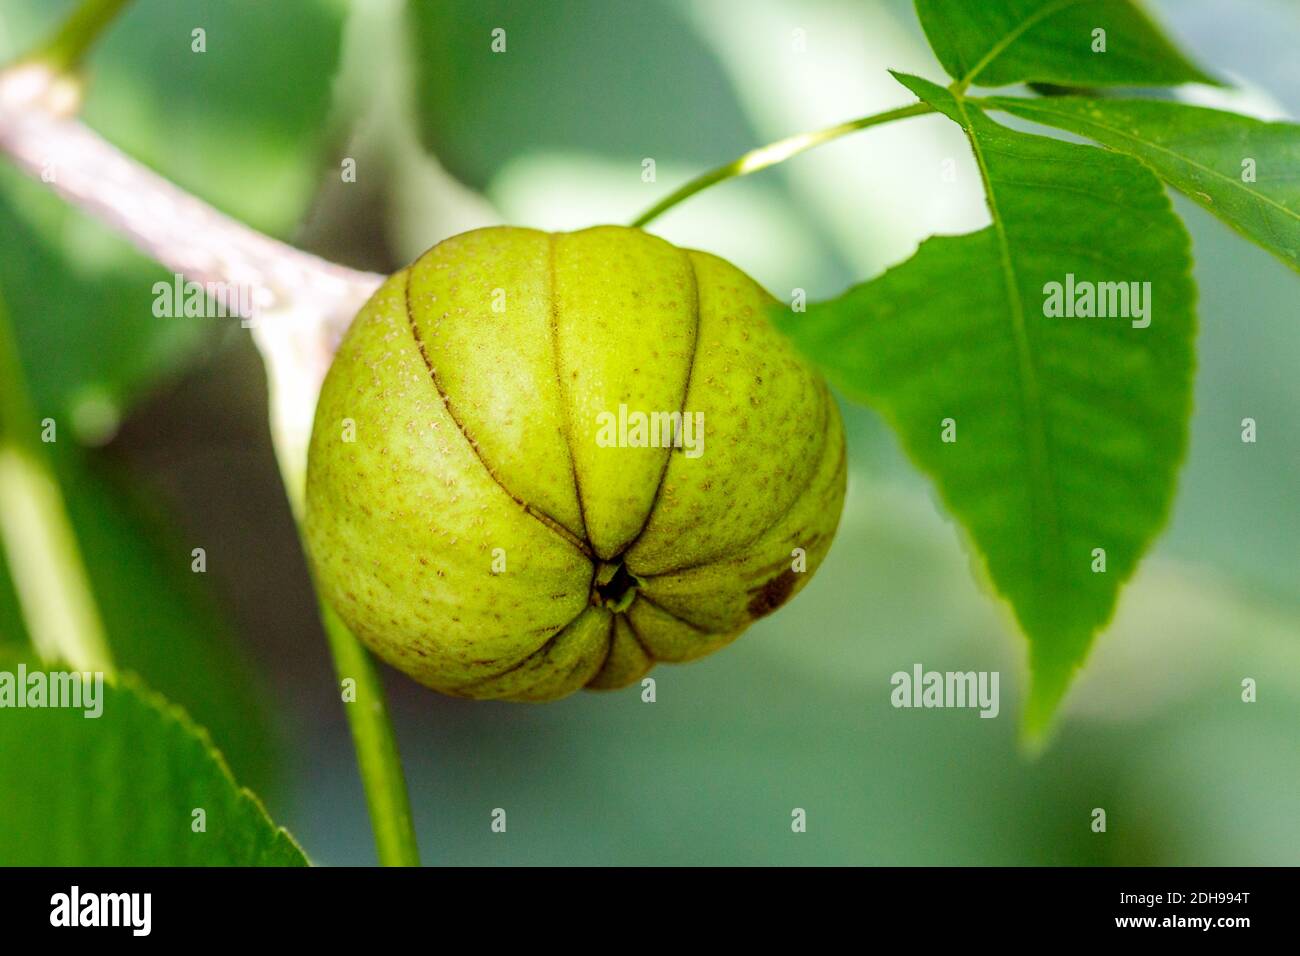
[951,94,1064,594]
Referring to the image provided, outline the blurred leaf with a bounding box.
[0,657,306,866]
[0,0,347,426]
[0,545,24,652]
[0,173,205,431]
[0,283,109,669]
[0,0,345,824]
[776,74,1195,736]
[51,444,282,796]
[914,0,1216,89]
[0,255,279,793]
[407,0,756,189]
[83,0,348,238]
[988,96,1300,272]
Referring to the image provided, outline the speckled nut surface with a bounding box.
[304,225,846,700]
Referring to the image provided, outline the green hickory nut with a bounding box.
[304,225,846,701]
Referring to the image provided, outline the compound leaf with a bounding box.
[775,73,1196,737]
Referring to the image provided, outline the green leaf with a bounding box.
[0,659,307,865]
[986,96,1300,272]
[914,0,1217,90]
[776,73,1196,737]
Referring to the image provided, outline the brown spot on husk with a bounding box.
[747,568,798,618]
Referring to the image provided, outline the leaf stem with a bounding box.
[320,601,421,867]
[273,413,418,868]
[630,101,934,227]
[21,0,134,74]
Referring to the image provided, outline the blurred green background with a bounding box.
[0,0,1296,864]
